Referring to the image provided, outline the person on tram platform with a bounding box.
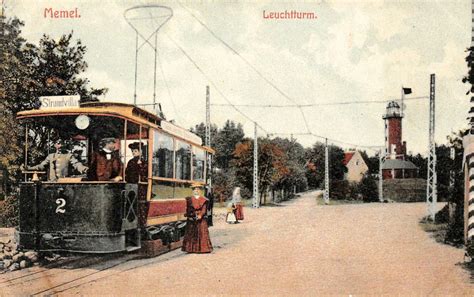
[27,139,88,181]
[125,142,147,183]
[182,183,213,254]
[88,137,123,182]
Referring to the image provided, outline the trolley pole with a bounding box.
[426,74,437,221]
[252,122,259,208]
[379,149,384,202]
[324,138,329,204]
[133,32,138,105]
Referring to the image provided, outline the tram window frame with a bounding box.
[22,115,130,183]
[152,131,174,179]
[192,146,206,182]
[150,179,192,200]
[123,121,149,183]
[175,140,191,181]
[151,180,175,200]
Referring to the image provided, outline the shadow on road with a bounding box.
[460,260,474,284]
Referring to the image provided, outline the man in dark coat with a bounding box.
[88,138,123,181]
[206,186,214,227]
[125,142,147,183]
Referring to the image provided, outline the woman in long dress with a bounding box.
[182,184,213,253]
[232,187,244,221]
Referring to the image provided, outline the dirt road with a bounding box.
[4,191,474,296]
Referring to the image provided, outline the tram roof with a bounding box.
[17,102,161,126]
[17,102,215,153]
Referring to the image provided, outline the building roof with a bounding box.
[343,152,355,165]
[382,159,418,170]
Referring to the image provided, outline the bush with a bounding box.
[358,175,379,202]
[0,195,18,227]
[330,180,350,200]
[347,182,360,200]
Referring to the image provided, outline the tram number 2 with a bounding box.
[55,198,66,214]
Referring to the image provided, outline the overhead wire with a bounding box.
[210,96,429,108]
[176,1,431,149]
[160,3,425,153]
[164,33,270,135]
[177,1,311,134]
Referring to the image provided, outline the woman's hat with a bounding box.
[128,142,142,150]
[191,183,203,189]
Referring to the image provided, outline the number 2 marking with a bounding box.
[56,198,66,214]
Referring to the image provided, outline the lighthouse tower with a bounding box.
[383,101,406,160]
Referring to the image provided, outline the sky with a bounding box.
[5,0,472,155]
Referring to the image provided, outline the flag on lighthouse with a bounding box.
[402,87,412,95]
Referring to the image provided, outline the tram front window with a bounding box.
[23,115,126,182]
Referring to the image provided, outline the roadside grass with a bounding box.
[419,217,449,244]
[214,198,254,209]
[314,194,365,206]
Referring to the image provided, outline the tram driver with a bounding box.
[26,139,88,181]
[88,137,123,182]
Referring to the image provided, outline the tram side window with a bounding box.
[152,131,174,178]
[175,140,191,180]
[151,180,192,200]
[192,146,205,181]
[151,180,175,199]
[175,182,192,198]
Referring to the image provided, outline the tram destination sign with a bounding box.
[40,95,80,109]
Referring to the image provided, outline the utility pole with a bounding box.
[379,149,384,202]
[205,86,210,147]
[205,86,211,189]
[324,138,329,204]
[252,122,259,208]
[426,74,437,221]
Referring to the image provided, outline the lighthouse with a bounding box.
[382,101,406,160]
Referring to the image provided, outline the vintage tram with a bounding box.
[16,101,213,253]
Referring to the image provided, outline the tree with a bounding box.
[443,130,466,244]
[214,120,245,170]
[189,122,218,146]
[0,16,35,186]
[435,145,453,201]
[1,14,107,191]
[358,174,379,202]
[405,153,426,179]
[360,150,379,175]
[33,32,107,104]
[233,138,289,204]
[304,142,346,189]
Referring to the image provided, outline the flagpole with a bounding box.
[401,86,404,118]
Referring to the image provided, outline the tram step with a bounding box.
[126,246,141,252]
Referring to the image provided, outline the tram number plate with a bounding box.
[55,198,66,214]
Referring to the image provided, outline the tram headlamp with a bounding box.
[75,115,90,130]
